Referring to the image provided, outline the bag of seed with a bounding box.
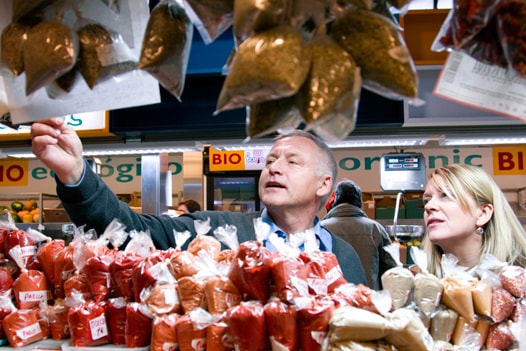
[299,34,362,142]
[216,24,311,113]
[331,7,418,100]
[23,18,79,96]
[76,19,138,89]
[138,0,193,101]
[245,95,303,140]
[0,18,41,77]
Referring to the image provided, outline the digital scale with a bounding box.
[380,152,427,259]
[380,152,426,191]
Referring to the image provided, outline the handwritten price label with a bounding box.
[89,314,108,340]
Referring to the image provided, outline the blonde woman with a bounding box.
[422,164,526,277]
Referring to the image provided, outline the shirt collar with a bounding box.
[260,208,332,251]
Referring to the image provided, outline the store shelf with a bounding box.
[0,193,63,226]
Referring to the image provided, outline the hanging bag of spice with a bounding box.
[22,16,79,96]
[138,0,193,101]
[245,95,302,140]
[0,18,41,77]
[216,24,312,113]
[331,7,418,100]
[298,33,362,142]
[497,0,526,79]
[432,0,503,52]
[76,18,138,89]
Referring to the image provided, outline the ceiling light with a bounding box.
[328,137,429,148]
[440,136,526,146]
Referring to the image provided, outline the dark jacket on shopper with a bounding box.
[321,203,397,290]
[56,164,367,286]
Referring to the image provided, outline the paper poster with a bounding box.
[0,0,161,124]
[434,50,526,122]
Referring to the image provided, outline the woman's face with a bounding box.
[423,176,482,251]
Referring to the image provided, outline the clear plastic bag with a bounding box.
[138,0,193,100]
[76,19,138,89]
[331,7,418,100]
[215,25,311,113]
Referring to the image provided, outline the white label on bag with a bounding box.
[89,313,108,340]
[15,322,41,340]
[163,288,178,305]
[19,290,47,302]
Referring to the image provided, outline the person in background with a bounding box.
[321,179,397,290]
[422,164,526,277]
[30,117,367,285]
[177,199,201,214]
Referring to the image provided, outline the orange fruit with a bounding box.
[17,210,29,219]
[24,200,38,211]
[32,213,40,223]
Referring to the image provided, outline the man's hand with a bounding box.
[31,117,85,185]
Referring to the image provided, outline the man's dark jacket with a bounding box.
[321,203,397,290]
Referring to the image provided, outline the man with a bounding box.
[177,199,201,214]
[30,117,366,285]
[321,180,397,290]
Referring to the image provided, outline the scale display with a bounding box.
[380,153,427,191]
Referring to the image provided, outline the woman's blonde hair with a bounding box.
[422,164,526,276]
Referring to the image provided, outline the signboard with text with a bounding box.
[208,147,270,172]
[0,155,184,196]
[0,111,112,141]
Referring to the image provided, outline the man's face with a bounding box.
[259,136,331,211]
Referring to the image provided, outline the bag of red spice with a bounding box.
[264,297,299,351]
[106,297,127,345]
[10,245,52,310]
[125,302,153,348]
[296,296,335,351]
[2,308,44,348]
[151,313,180,351]
[67,299,111,347]
[176,311,207,351]
[49,299,70,340]
[225,301,269,351]
[227,240,273,304]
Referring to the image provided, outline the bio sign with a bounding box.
[493,146,526,175]
[208,148,269,171]
[0,159,28,186]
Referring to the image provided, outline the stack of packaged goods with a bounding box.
[0,216,524,350]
